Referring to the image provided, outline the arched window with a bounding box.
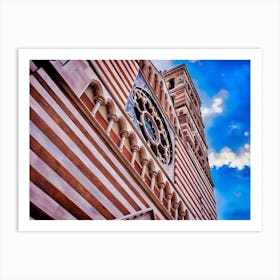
[168,78,175,90]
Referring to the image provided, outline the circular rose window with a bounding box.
[132,86,173,165]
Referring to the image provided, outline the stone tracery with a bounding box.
[132,86,173,165]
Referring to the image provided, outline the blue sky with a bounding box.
[152,60,250,220]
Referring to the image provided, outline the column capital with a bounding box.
[107,113,117,121]
[130,144,139,152]
[150,170,157,178]
[120,130,128,138]
[141,158,149,166]
[166,193,172,199]
[95,96,105,104]
[180,210,186,217]
[173,202,179,209]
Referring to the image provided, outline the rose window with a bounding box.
[132,86,173,165]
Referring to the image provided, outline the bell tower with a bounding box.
[163,64,212,182]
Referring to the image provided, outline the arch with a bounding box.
[156,171,164,185]
[165,100,170,115]
[161,93,167,109]
[147,159,156,174]
[160,90,165,105]
[105,99,116,115]
[168,78,175,90]
[194,136,199,151]
[154,73,158,90]
[139,146,148,162]
[117,116,127,133]
[184,209,190,220]
[169,107,174,122]
[171,192,178,205]
[148,65,153,82]
[139,60,145,70]
[164,181,172,195]
[128,131,138,147]
[178,201,185,215]
[169,105,173,114]
[89,80,103,98]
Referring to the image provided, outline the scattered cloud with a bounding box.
[228,124,240,131]
[201,89,228,120]
[244,131,249,137]
[188,60,204,66]
[208,143,250,170]
[151,60,177,72]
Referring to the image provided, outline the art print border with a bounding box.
[18,48,262,232]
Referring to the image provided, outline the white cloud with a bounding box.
[201,89,228,120]
[151,60,177,71]
[188,60,198,63]
[244,131,249,137]
[229,124,240,131]
[208,144,250,170]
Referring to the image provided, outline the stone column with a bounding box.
[140,159,149,179]
[158,182,165,204]
[130,145,139,166]
[167,193,172,214]
[119,130,128,151]
[174,203,179,220]
[150,171,157,193]
[180,210,186,220]
[106,113,117,135]
[92,96,105,116]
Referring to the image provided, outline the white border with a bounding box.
[18,49,262,232]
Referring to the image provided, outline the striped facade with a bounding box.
[29,59,217,220]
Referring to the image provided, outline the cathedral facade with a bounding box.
[29,59,217,220]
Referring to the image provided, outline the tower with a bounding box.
[163,64,212,182]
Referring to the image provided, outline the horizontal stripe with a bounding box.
[175,142,216,215]
[32,71,152,210]
[30,150,106,220]
[109,60,131,93]
[30,103,129,217]
[174,174,203,219]
[30,182,76,220]
[115,60,134,86]
[30,166,92,220]
[30,134,116,219]
[103,60,130,99]
[94,60,126,104]
[32,71,154,208]
[32,74,151,211]
[176,140,215,195]
[121,60,136,82]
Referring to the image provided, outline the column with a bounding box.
[130,145,139,166]
[180,210,186,220]
[174,203,179,220]
[150,171,157,193]
[92,96,105,116]
[167,193,172,214]
[158,182,165,204]
[119,130,128,151]
[106,113,117,135]
[140,159,149,178]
